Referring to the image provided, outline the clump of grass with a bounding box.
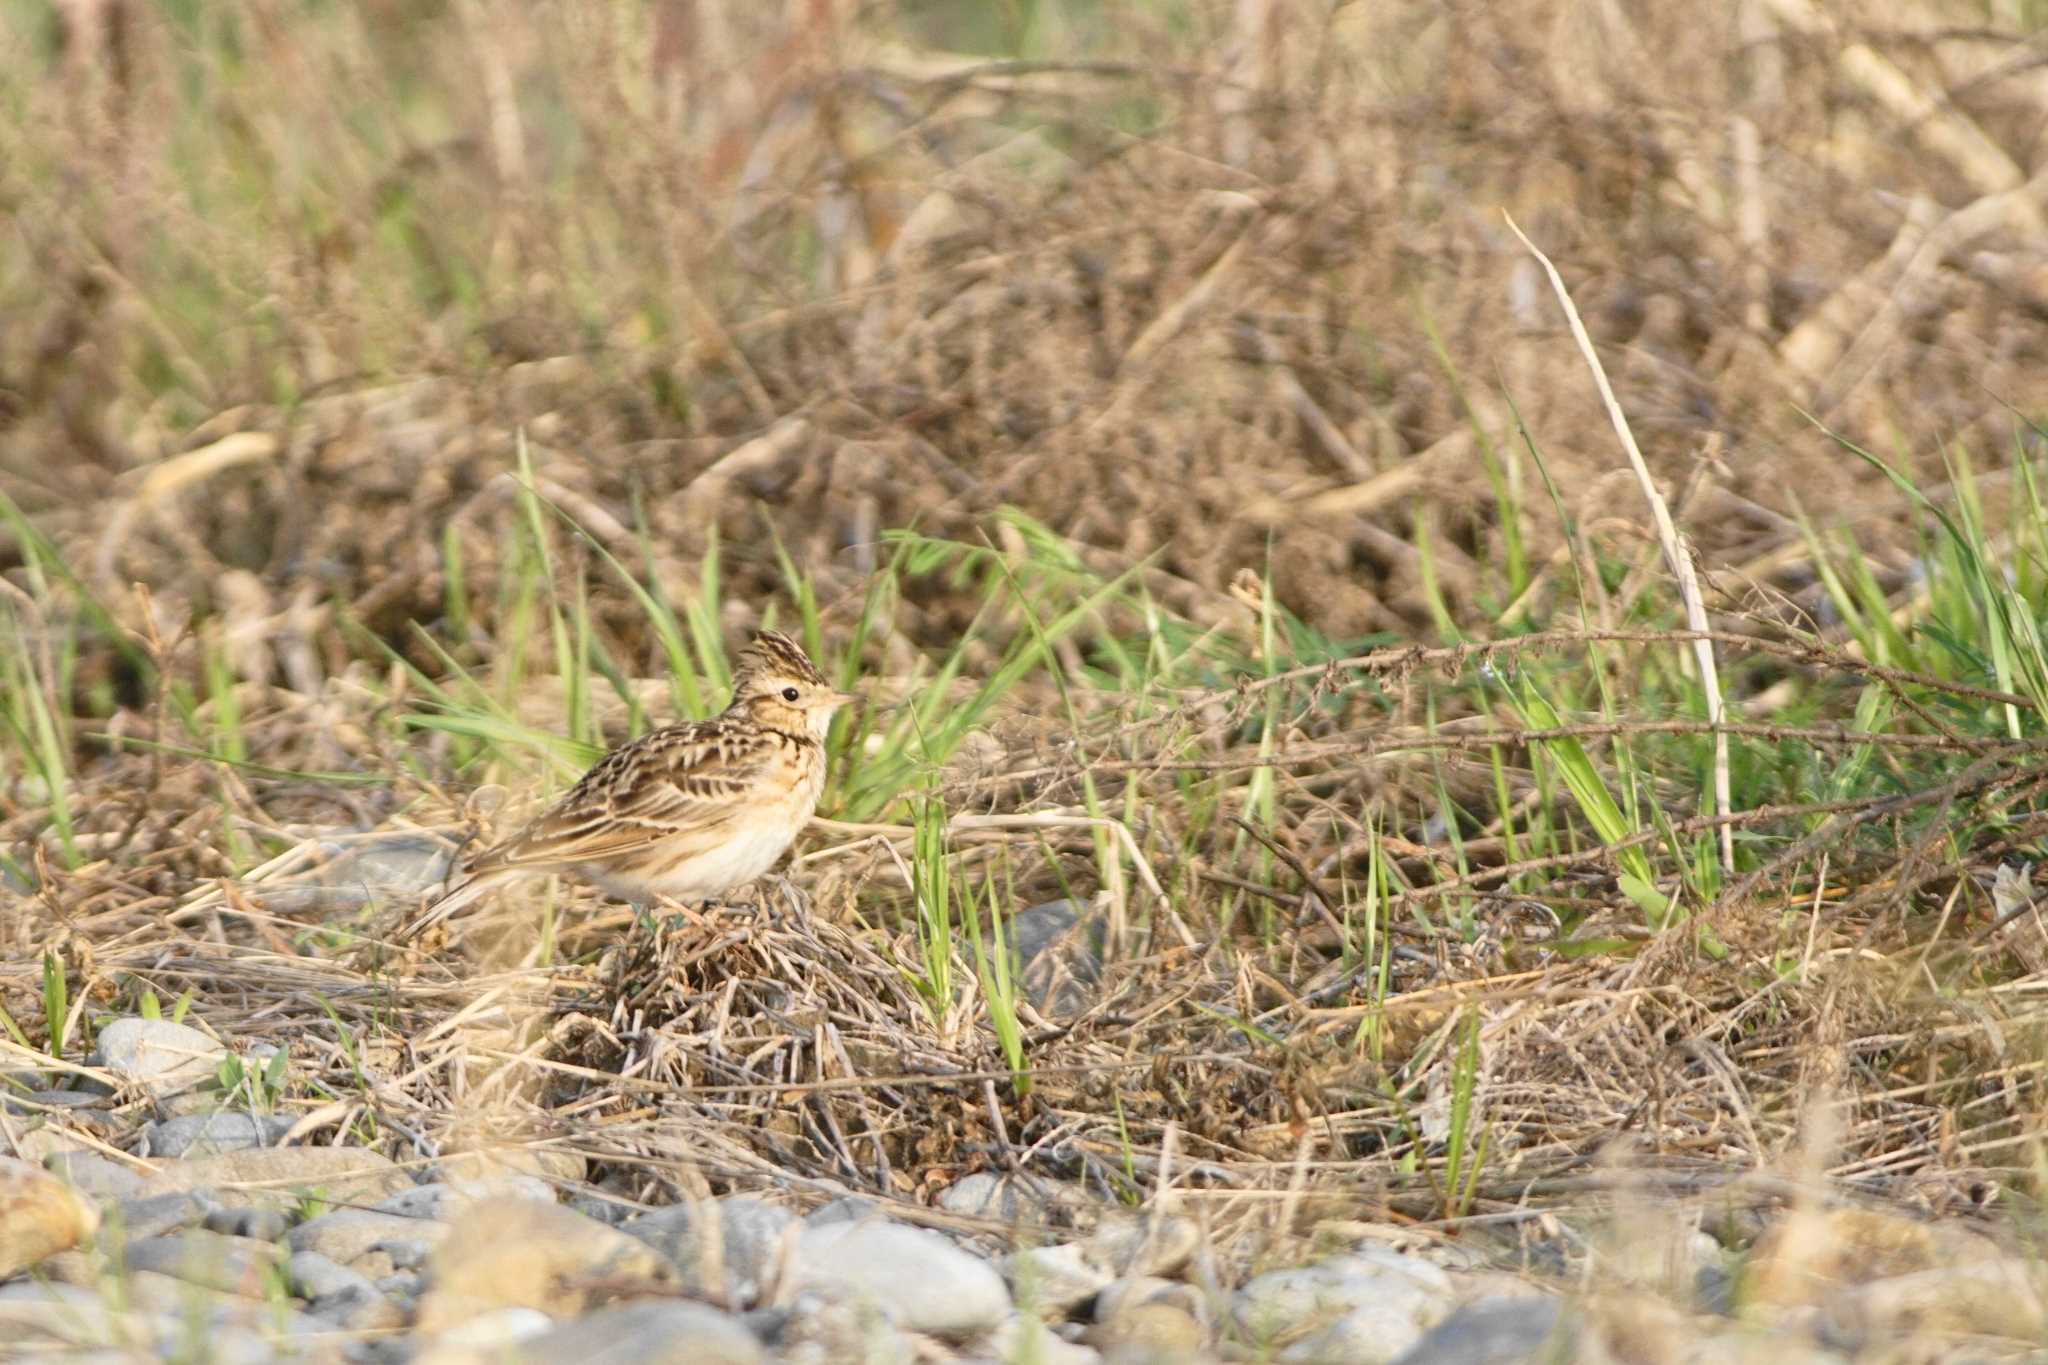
[1437,1009,1489,1220]
[908,789,957,1028]
[41,950,67,1057]
[0,616,76,870]
[215,1047,291,1116]
[963,862,1031,1098]
[1498,671,1671,928]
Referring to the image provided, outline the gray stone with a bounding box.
[315,1282,406,1333]
[0,1282,184,1361]
[22,1297,285,1365]
[1284,1306,1438,1364]
[1007,1241,1111,1315]
[255,832,455,916]
[804,1196,877,1226]
[313,832,453,889]
[510,1301,764,1365]
[12,1088,109,1112]
[3,1122,90,1168]
[285,1248,376,1300]
[0,1068,43,1098]
[937,1171,1092,1224]
[1697,1260,1736,1316]
[1389,1298,1567,1365]
[1236,1249,1455,1357]
[127,1267,330,1333]
[13,1287,244,1365]
[1085,1211,1200,1278]
[203,1204,288,1242]
[115,1272,332,1355]
[938,1172,1019,1220]
[0,1299,183,1363]
[1012,898,1083,965]
[1095,1275,1210,1329]
[416,1198,680,1330]
[348,1247,397,1280]
[0,1280,116,1316]
[155,1089,238,1119]
[568,1192,637,1226]
[795,1220,1010,1340]
[114,1189,221,1239]
[89,1018,226,1097]
[937,1170,1081,1219]
[375,1269,423,1302]
[43,1151,148,1200]
[980,1313,1102,1365]
[620,1197,796,1306]
[138,1112,295,1158]
[755,1285,913,1365]
[1089,1299,1208,1358]
[286,1248,405,1331]
[287,1207,450,1265]
[123,1230,284,1297]
[1013,899,1103,1014]
[373,1174,554,1220]
[117,1267,219,1311]
[375,1235,438,1271]
[191,1327,288,1365]
[134,1144,413,1210]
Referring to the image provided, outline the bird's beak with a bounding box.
[833,689,860,708]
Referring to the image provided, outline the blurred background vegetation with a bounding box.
[10,0,2048,655]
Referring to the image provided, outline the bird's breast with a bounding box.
[614,815,802,899]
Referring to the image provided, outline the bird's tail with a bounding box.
[390,868,512,944]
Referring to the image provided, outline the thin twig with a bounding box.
[1504,213,1733,876]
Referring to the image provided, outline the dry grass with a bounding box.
[11,619,2048,1275]
[10,0,2048,640]
[6,0,2048,1304]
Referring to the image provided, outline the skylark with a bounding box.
[394,630,854,943]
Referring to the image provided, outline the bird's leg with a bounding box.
[602,902,650,997]
[628,898,677,976]
[768,874,809,925]
[640,897,694,959]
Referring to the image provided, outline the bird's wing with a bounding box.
[467,720,781,871]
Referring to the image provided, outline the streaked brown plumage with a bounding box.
[394,631,853,943]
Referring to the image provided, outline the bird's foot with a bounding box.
[609,901,657,983]
[760,875,810,926]
[610,898,691,995]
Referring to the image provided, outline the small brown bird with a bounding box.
[394,630,854,943]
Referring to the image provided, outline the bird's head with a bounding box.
[731,630,856,739]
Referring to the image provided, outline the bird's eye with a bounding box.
[781,686,801,702]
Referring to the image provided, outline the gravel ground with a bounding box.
[5,1018,2044,1365]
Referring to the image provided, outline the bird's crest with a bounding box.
[734,630,829,687]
